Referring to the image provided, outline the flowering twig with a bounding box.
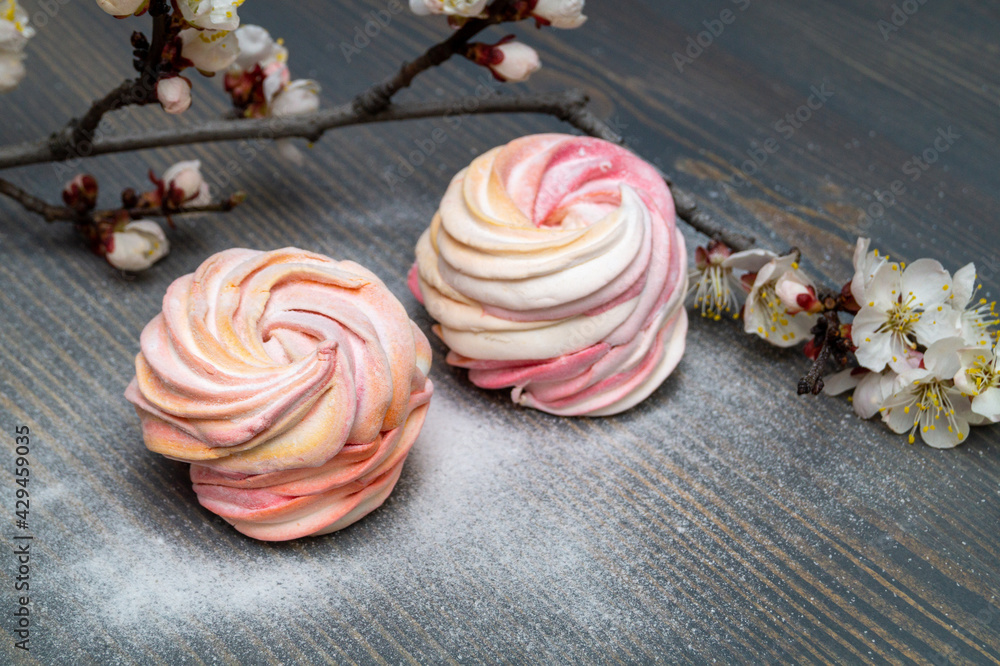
[352,0,519,115]
[0,175,241,224]
[63,3,172,154]
[0,0,749,276]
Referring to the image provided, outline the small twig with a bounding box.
[561,106,756,251]
[109,200,242,220]
[670,186,755,252]
[798,310,841,395]
[0,178,77,222]
[352,0,517,115]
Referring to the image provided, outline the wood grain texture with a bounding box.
[1,0,998,663]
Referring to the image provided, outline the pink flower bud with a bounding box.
[775,271,820,314]
[156,77,192,115]
[532,0,587,29]
[486,41,541,83]
[161,160,209,207]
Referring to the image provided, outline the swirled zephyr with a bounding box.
[125,248,433,541]
[409,133,688,417]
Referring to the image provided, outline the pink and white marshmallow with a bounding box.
[126,248,434,540]
[409,134,687,416]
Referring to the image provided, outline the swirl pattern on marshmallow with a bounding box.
[125,248,433,541]
[410,133,687,416]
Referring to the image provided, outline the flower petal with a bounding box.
[971,387,1000,422]
[922,336,965,379]
[822,368,863,396]
[723,248,776,272]
[919,420,966,448]
[901,258,952,307]
[853,370,898,419]
[951,262,977,307]
[910,306,961,348]
[865,261,902,310]
[853,311,892,371]
[881,396,917,434]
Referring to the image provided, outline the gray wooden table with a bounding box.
[2,0,999,663]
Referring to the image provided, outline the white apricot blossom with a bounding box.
[879,337,973,448]
[852,258,960,373]
[850,237,888,304]
[229,24,289,103]
[955,338,1000,423]
[687,242,775,320]
[743,254,816,347]
[271,79,320,117]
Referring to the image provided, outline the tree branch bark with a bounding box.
[0,178,77,222]
[0,90,592,170]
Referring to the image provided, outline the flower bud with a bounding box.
[775,271,821,314]
[161,160,210,207]
[156,77,192,115]
[472,40,541,83]
[532,0,587,29]
[180,27,240,73]
[271,79,320,117]
[95,0,148,17]
[62,174,99,211]
[106,220,170,272]
[409,0,488,17]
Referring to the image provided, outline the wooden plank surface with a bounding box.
[1,0,998,663]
